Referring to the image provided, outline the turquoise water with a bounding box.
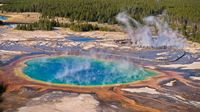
[0,16,8,20]
[23,56,156,86]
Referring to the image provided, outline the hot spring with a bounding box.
[22,56,156,86]
[0,15,8,20]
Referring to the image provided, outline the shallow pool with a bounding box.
[23,56,156,86]
[0,16,8,20]
[66,35,98,42]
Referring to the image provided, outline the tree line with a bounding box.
[0,0,200,42]
[16,18,113,32]
[1,0,199,24]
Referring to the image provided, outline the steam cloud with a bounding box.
[51,57,150,85]
[116,12,186,48]
[55,59,91,82]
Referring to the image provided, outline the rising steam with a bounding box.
[116,12,186,48]
[55,58,91,82]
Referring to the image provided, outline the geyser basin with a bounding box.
[22,56,156,86]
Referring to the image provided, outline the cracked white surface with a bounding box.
[17,94,99,112]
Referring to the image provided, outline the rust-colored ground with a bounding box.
[1,53,199,112]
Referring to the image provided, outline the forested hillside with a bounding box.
[0,0,200,24]
[0,0,200,42]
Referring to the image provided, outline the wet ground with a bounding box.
[0,47,200,112]
[0,27,200,112]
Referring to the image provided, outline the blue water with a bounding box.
[23,56,156,86]
[0,16,8,20]
[66,35,97,42]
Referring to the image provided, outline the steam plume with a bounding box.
[116,12,186,49]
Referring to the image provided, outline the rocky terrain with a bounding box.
[0,25,200,112]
